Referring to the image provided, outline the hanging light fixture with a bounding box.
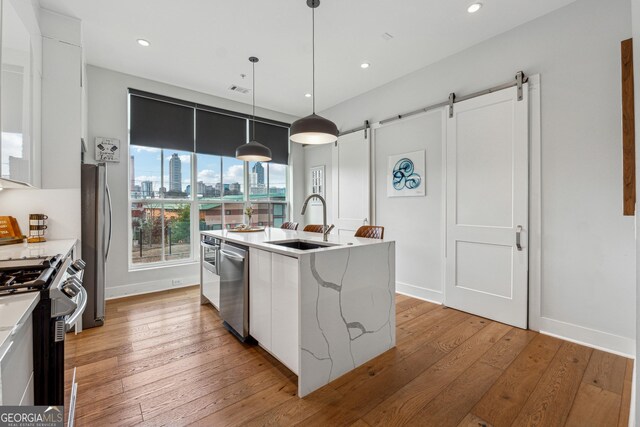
[289,0,338,145]
[236,56,273,162]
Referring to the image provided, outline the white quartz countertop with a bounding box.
[0,238,78,261]
[0,239,77,355]
[0,292,40,357]
[201,227,389,257]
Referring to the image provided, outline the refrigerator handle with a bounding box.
[105,184,113,260]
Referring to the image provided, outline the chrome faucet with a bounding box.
[300,193,329,242]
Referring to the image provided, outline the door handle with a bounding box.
[516,225,523,251]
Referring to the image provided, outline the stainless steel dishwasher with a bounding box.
[218,241,250,341]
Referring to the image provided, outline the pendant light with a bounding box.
[236,57,273,162]
[289,0,338,145]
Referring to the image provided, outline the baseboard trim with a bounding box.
[539,316,635,358]
[106,275,200,299]
[396,282,443,305]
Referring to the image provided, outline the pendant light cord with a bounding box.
[252,60,256,140]
[312,6,315,114]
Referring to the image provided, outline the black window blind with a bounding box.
[195,109,247,158]
[129,89,289,164]
[129,94,194,152]
[249,121,290,165]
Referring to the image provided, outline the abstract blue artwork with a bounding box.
[387,150,425,197]
[392,158,422,190]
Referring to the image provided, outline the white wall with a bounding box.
[373,112,444,303]
[317,0,635,355]
[0,189,81,241]
[85,65,299,298]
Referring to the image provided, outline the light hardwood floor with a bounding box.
[64,286,633,426]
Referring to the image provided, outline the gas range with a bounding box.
[0,255,87,316]
[0,253,87,407]
[0,255,63,297]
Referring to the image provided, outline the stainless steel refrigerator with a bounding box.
[81,163,112,328]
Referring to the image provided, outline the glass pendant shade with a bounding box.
[236,139,272,162]
[290,113,338,144]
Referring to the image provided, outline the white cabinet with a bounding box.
[249,248,299,374]
[0,313,33,405]
[40,9,82,189]
[271,253,299,373]
[249,248,272,348]
[201,265,220,309]
[1,0,41,187]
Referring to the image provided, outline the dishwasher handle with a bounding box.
[220,249,245,262]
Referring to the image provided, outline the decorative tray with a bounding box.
[228,227,265,233]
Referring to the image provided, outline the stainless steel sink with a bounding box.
[265,240,340,250]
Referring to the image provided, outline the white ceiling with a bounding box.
[39,0,575,117]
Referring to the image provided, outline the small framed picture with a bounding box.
[310,165,325,205]
[387,150,426,197]
[95,137,121,162]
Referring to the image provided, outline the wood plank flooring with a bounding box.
[65,286,633,427]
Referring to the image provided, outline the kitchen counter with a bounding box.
[0,238,78,261]
[0,292,39,358]
[203,227,396,397]
[201,228,385,258]
[0,238,77,356]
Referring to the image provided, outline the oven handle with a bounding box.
[200,241,219,249]
[65,287,88,332]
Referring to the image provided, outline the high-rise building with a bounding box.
[252,162,265,185]
[197,181,206,195]
[130,155,135,191]
[141,180,153,198]
[169,153,181,192]
[229,182,241,194]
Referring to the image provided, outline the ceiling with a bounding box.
[38,0,576,117]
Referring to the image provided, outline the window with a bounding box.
[196,153,222,199]
[268,163,287,201]
[222,157,245,200]
[128,91,291,268]
[129,145,193,264]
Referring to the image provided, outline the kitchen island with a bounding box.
[201,227,395,397]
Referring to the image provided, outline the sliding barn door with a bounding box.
[445,85,529,328]
[332,130,370,236]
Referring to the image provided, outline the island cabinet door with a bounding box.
[271,253,299,374]
[249,248,272,349]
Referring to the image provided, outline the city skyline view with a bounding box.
[130,145,286,199]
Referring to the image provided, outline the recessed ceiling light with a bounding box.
[137,39,150,47]
[360,62,370,69]
[305,93,312,98]
[467,3,482,13]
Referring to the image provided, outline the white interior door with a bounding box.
[332,130,370,236]
[445,85,529,328]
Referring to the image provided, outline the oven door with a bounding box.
[201,240,219,273]
[201,240,220,308]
